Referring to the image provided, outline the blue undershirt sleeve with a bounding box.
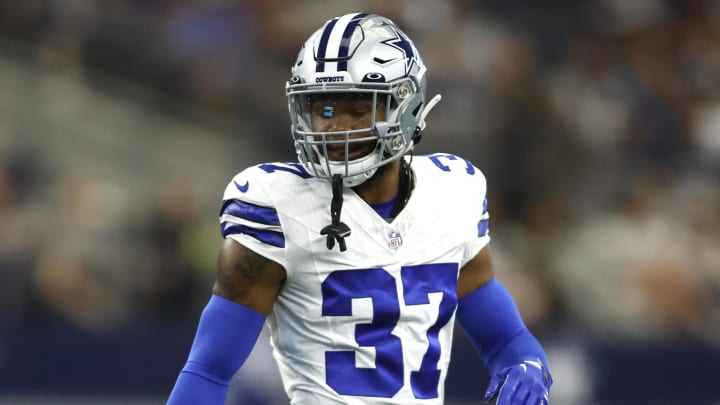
[455,278,550,379]
[167,294,266,405]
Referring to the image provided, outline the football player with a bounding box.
[168,12,552,405]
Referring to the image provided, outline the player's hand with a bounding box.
[483,360,551,404]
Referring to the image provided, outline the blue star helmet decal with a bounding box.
[381,26,418,76]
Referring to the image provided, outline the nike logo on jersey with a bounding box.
[234,180,249,193]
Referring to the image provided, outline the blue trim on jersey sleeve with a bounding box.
[478,219,489,237]
[220,199,280,225]
[221,223,285,248]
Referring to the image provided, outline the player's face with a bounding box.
[310,93,386,161]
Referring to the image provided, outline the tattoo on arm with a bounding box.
[213,239,286,313]
[215,243,271,299]
[234,250,268,281]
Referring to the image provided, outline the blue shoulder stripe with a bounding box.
[221,223,285,248]
[220,199,280,226]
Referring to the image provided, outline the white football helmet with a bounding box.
[287,13,441,187]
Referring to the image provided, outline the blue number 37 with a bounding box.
[321,263,459,399]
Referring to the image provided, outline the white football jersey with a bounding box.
[219,154,490,404]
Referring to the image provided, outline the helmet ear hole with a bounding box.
[412,103,423,117]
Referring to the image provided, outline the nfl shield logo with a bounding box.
[387,230,403,250]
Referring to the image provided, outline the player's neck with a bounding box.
[352,159,401,204]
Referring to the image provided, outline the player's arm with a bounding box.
[456,245,553,405]
[167,239,286,405]
[213,238,286,314]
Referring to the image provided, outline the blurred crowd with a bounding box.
[1,0,719,365]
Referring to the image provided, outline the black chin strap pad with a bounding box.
[320,174,351,252]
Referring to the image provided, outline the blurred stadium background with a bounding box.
[1,0,719,404]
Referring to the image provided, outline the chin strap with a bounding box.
[412,94,442,145]
[320,174,351,252]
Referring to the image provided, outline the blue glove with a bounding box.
[484,360,552,405]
